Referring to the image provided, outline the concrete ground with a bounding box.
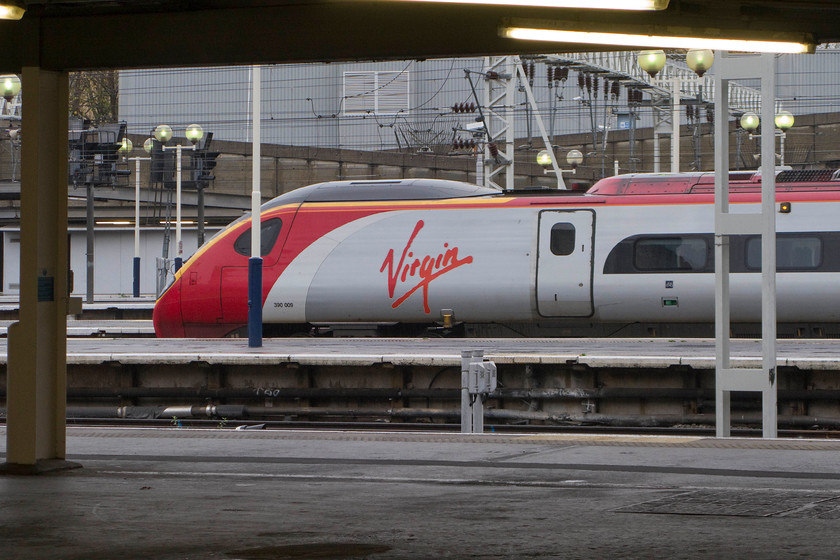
[2,427,840,559]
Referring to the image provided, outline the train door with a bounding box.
[536,209,594,317]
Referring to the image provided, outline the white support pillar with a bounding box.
[713,52,778,439]
[671,77,680,173]
[4,68,79,473]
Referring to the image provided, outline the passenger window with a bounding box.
[634,238,707,271]
[745,236,822,270]
[233,218,283,257]
[550,223,576,256]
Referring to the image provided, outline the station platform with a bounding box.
[0,336,839,370]
[2,427,840,559]
[0,319,155,337]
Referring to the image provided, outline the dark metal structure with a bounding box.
[2,1,840,73]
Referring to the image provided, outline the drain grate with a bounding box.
[617,490,840,519]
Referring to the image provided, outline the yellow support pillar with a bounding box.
[2,67,78,474]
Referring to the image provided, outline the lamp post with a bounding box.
[8,127,19,181]
[155,123,202,273]
[536,148,584,183]
[737,110,794,166]
[122,137,152,298]
[637,50,682,172]
[637,49,714,173]
[775,110,794,165]
[685,49,714,170]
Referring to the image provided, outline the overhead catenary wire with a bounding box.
[115,46,840,185]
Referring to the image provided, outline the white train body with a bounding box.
[153,173,840,337]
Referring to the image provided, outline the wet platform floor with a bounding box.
[2,427,840,559]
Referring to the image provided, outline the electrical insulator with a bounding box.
[577,72,585,91]
[486,71,500,81]
[547,67,554,85]
[706,106,714,124]
[593,76,599,98]
[558,67,569,81]
[611,81,620,100]
[585,74,592,94]
[487,142,499,158]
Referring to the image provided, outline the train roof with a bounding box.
[588,169,840,196]
[262,178,499,210]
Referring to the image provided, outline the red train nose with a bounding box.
[153,279,185,337]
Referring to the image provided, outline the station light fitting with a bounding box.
[0,0,25,20]
[397,0,668,10]
[685,49,714,77]
[153,124,173,144]
[501,26,814,54]
[1,75,21,102]
[185,124,204,145]
[637,50,666,78]
[536,148,583,169]
[536,149,553,167]
[118,137,133,155]
[740,112,760,131]
[775,111,794,131]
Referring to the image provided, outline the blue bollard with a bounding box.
[248,256,263,347]
[133,256,140,298]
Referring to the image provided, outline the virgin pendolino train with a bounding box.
[153,170,840,338]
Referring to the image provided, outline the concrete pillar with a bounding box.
[3,67,78,473]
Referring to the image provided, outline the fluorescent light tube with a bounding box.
[400,0,668,10]
[502,27,813,54]
[0,0,25,20]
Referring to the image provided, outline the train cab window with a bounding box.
[550,223,576,256]
[634,237,708,271]
[233,218,283,257]
[745,235,822,270]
